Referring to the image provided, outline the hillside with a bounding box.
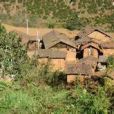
[0,0,114,31]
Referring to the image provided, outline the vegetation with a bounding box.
[0,25,114,113]
[0,24,28,78]
[0,0,114,31]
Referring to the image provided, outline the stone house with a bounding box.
[66,56,98,83]
[41,30,77,62]
[12,30,40,52]
[36,28,114,83]
[75,27,113,60]
[37,49,67,71]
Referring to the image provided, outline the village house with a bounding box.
[66,56,98,83]
[65,27,114,82]
[40,30,77,62]
[12,30,40,50]
[14,27,114,83]
[36,28,114,83]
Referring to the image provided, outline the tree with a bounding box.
[0,24,27,78]
[65,13,82,30]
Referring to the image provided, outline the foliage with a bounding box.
[65,13,82,30]
[0,0,114,30]
[66,86,110,114]
[0,24,28,78]
[0,90,36,114]
[107,56,114,68]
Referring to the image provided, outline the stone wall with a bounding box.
[50,59,65,71]
[66,48,76,62]
[83,47,98,58]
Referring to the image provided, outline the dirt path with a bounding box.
[3,23,114,38]
[3,23,79,38]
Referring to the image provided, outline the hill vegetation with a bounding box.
[0,0,114,31]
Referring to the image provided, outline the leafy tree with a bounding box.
[0,24,27,78]
[65,13,82,30]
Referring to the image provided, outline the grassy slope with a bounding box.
[0,0,114,31]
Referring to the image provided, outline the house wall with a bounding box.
[83,47,98,58]
[66,48,76,62]
[50,59,65,71]
[28,42,37,51]
[83,48,89,58]
[88,31,111,42]
[92,48,98,58]
[103,49,114,57]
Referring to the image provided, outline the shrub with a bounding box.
[65,86,110,114]
[0,90,37,114]
[65,13,82,30]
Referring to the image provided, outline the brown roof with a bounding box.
[75,27,112,46]
[101,41,114,49]
[77,27,112,39]
[79,56,98,66]
[75,36,102,47]
[37,49,67,59]
[11,30,31,44]
[11,30,38,44]
[42,30,76,49]
[80,43,102,52]
[66,56,98,75]
[66,62,94,75]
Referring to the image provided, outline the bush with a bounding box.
[0,90,37,114]
[0,24,28,78]
[65,13,82,30]
[65,86,110,114]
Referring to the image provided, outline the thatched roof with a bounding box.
[66,56,98,75]
[42,30,76,49]
[66,62,94,75]
[79,56,98,66]
[77,27,112,39]
[75,27,113,46]
[101,41,114,49]
[75,36,102,47]
[37,49,67,59]
[80,42,103,52]
[11,30,31,44]
[11,30,39,44]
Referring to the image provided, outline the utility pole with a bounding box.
[26,19,29,35]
